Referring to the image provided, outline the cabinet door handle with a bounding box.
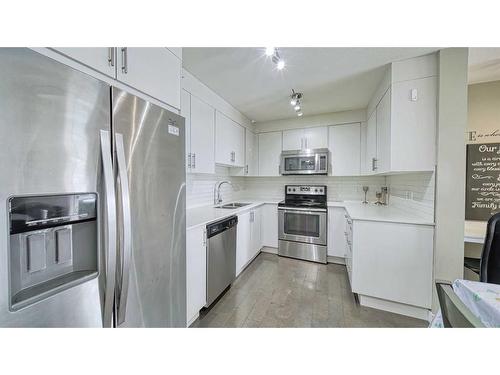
[187,153,192,169]
[203,229,207,246]
[192,153,196,169]
[372,157,378,171]
[245,165,248,175]
[121,47,128,74]
[108,47,115,67]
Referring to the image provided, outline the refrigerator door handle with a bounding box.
[100,130,117,328]
[115,133,132,325]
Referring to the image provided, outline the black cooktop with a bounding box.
[278,200,327,209]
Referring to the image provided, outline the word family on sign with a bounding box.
[466,143,500,220]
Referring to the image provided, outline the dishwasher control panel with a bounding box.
[206,216,238,238]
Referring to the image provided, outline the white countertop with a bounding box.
[328,201,435,226]
[465,220,487,244]
[186,199,281,230]
[187,199,434,230]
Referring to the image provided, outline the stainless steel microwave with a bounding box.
[280,148,329,175]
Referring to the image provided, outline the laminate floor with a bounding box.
[191,252,428,328]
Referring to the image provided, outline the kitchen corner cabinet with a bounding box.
[351,220,434,309]
[236,208,262,276]
[258,132,282,176]
[365,76,437,175]
[327,207,347,258]
[188,94,215,174]
[52,47,181,110]
[282,127,328,150]
[215,111,245,167]
[328,123,361,176]
[186,225,207,326]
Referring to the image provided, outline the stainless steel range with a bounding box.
[278,185,327,264]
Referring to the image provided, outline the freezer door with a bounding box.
[112,88,187,327]
[0,48,112,327]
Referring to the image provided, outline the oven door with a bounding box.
[278,207,327,246]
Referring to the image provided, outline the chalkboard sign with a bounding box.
[466,143,500,220]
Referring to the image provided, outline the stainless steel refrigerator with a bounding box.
[0,48,186,327]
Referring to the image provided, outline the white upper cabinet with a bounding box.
[303,127,328,149]
[328,123,361,176]
[390,76,437,172]
[215,111,245,167]
[181,89,191,173]
[190,95,215,174]
[258,132,282,176]
[245,129,259,176]
[116,48,181,110]
[375,89,391,174]
[282,129,303,150]
[365,110,377,174]
[282,127,328,150]
[364,53,437,174]
[52,47,117,78]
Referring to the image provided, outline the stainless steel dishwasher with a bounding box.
[205,216,238,307]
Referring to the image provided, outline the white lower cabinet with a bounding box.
[186,225,206,326]
[261,204,278,248]
[351,220,434,309]
[236,208,262,276]
[327,207,347,259]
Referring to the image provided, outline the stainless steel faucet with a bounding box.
[214,180,233,205]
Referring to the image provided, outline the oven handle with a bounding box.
[278,206,327,213]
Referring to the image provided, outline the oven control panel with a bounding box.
[286,185,326,195]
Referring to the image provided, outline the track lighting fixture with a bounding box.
[265,47,285,70]
[290,89,304,116]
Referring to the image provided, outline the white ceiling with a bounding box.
[182,47,439,122]
[468,48,500,85]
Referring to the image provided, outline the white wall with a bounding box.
[433,48,468,310]
[467,80,500,143]
[254,109,366,133]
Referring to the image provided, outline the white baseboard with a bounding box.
[358,294,430,321]
[261,246,278,254]
[327,256,345,265]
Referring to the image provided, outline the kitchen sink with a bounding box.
[215,202,251,209]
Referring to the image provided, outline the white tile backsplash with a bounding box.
[386,172,435,219]
[186,166,246,209]
[242,175,386,202]
[187,168,436,220]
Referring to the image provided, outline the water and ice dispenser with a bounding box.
[8,193,98,310]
